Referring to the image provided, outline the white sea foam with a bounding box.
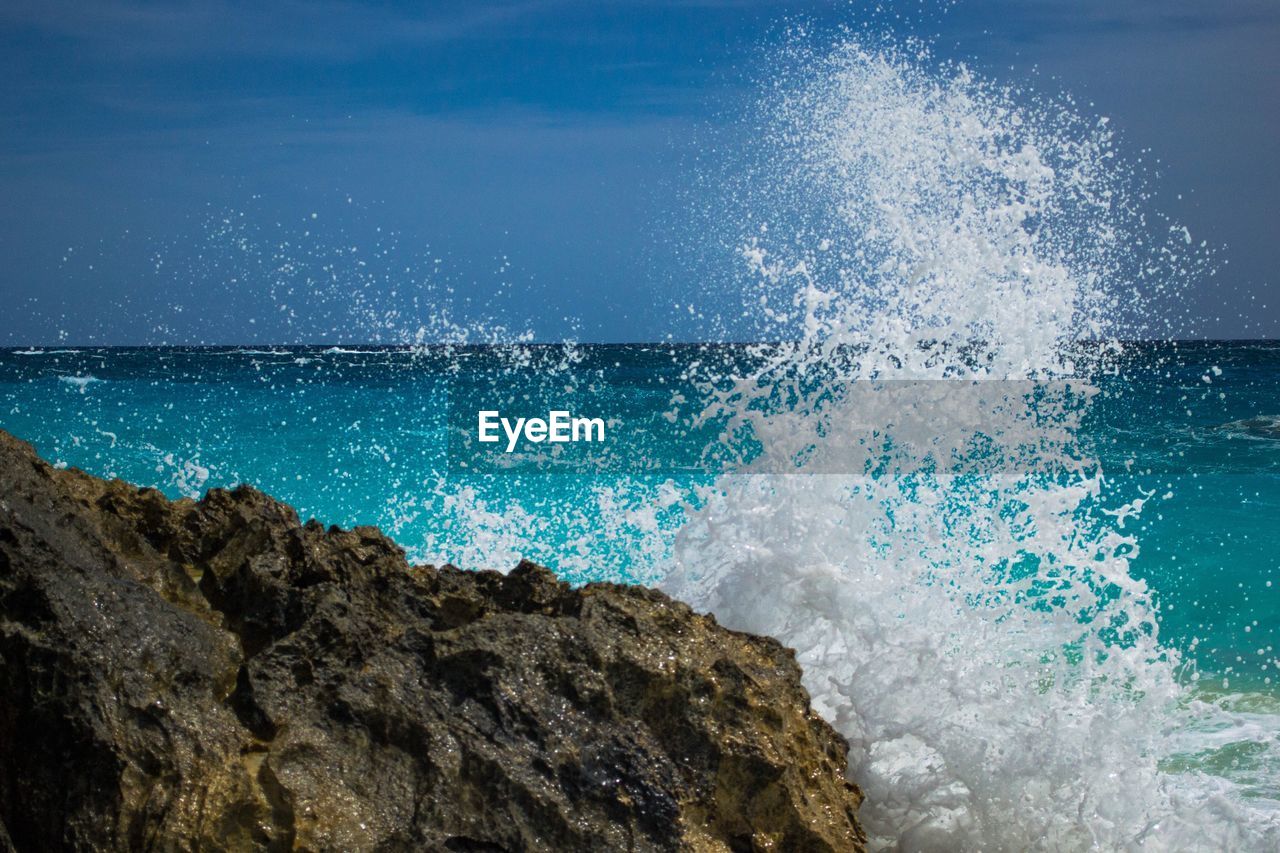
[58,374,102,393]
[656,41,1278,851]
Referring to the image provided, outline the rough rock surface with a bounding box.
[0,430,865,852]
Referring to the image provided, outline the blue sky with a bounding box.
[1,0,1276,343]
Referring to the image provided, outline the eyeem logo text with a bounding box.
[477,410,606,453]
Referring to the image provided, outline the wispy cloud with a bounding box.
[0,0,576,60]
[957,0,1280,42]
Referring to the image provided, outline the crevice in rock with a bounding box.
[227,664,277,742]
[254,756,296,853]
[444,836,510,852]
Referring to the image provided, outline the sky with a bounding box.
[0,0,1276,343]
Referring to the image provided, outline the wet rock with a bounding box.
[0,430,864,852]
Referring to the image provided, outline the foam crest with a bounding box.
[662,40,1277,850]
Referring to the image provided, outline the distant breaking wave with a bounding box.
[58,375,102,392]
[1219,415,1280,441]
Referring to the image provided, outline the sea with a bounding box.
[2,40,1278,853]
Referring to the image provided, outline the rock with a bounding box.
[0,430,865,852]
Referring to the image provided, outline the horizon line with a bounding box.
[1,338,1276,349]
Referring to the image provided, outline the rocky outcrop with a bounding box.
[0,430,864,852]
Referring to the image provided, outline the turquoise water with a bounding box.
[1094,343,1280,691]
[3,342,1277,690]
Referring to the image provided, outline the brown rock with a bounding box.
[0,429,864,852]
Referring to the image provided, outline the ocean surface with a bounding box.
[2,341,1279,849]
